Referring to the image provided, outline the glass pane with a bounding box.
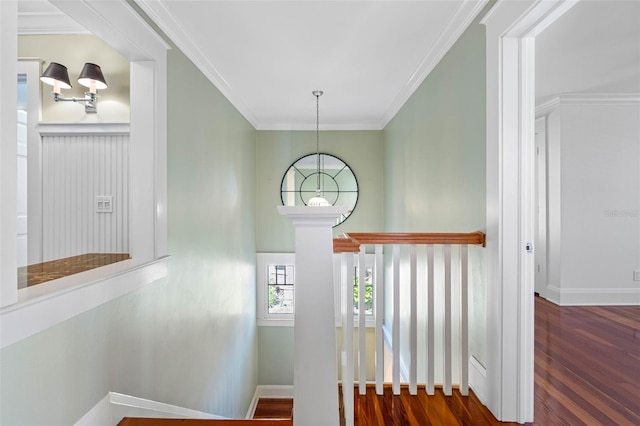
[267,264,294,314]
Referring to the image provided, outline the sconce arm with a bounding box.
[51,92,98,113]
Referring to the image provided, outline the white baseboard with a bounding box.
[246,385,294,419]
[468,356,487,404]
[74,392,225,426]
[545,284,561,304]
[546,285,640,306]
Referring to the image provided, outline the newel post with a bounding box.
[278,205,347,426]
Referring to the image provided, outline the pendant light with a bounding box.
[308,90,330,207]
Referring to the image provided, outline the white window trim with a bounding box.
[256,253,295,326]
[0,0,170,348]
[256,253,376,327]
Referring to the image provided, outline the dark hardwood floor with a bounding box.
[253,398,293,420]
[532,296,640,425]
[254,297,639,425]
[349,385,513,426]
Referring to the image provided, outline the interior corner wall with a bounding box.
[545,102,640,305]
[254,130,383,386]
[382,11,487,368]
[255,130,384,253]
[0,48,258,424]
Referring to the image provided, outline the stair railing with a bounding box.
[334,232,485,426]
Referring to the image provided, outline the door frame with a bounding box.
[534,116,548,298]
[482,0,580,422]
[17,58,43,268]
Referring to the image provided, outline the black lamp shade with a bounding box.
[77,63,108,90]
[40,62,72,89]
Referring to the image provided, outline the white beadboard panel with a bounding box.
[41,133,129,261]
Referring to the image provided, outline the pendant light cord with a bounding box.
[313,90,323,194]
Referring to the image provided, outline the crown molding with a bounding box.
[135,0,259,128]
[50,0,170,62]
[257,121,383,131]
[536,93,640,116]
[379,0,490,129]
[18,11,90,35]
[137,0,487,131]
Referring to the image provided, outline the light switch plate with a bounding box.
[95,195,113,213]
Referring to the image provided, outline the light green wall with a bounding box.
[258,326,377,385]
[163,47,258,417]
[1,46,257,424]
[255,130,384,253]
[258,327,294,385]
[18,35,130,123]
[383,8,488,366]
[255,130,383,385]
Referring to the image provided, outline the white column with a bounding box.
[278,205,347,426]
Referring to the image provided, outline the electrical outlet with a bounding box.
[634,270,640,282]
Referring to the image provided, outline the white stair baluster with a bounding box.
[409,244,417,395]
[426,244,435,395]
[374,244,384,395]
[460,244,469,396]
[444,244,452,396]
[392,244,400,395]
[358,246,367,395]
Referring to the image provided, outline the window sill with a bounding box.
[257,318,294,327]
[1,256,169,348]
[257,317,377,328]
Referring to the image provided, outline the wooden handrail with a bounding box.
[333,231,485,252]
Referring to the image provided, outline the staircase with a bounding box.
[118,398,293,425]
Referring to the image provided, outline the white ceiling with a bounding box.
[536,0,640,104]
[18,1,639,130]
[135,0,488,130]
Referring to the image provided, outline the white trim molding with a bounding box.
[1,257,169,349]
[1,0,19,307]
[136,0,488,130]
[18,11,89,35]
[380,0,490,129]
[482,0,581,422]
[75,392,225,426]
[469,356,487,405]
[38,122,130,136]
[135,0,259,128]
[256,253,295,325]
[536,93,640,116]
[545,285,640,306]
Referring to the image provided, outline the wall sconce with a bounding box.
[40,62,108,113]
